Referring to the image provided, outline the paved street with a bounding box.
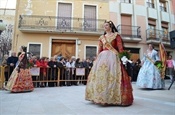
[0,80,175,115]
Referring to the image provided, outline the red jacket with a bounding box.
[36,60,48,74]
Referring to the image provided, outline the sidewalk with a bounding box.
[0,80,175,115]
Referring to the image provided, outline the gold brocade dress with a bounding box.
[85,33,133,106]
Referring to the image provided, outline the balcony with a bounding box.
[147,2,154,8]
[120,0,131,3]
[120,2,133,14]
[117,25,142,42]
[146,29,170,46]
[160,10,170,22]
[160,6,167,12]
[18,15,105,36]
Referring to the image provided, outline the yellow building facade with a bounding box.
[12,0,175,61]
[12,0,109,60]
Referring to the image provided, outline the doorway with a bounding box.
[52,39,76,59]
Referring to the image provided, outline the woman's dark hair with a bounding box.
[21,46,27,52]
[76,58,80,63]
[18,52,21,57]
[104,20,118,35]
[21,46,28,63]
[18,46,28,69]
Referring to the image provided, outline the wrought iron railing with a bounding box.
[146,29,170,42]
[18,15,105,33]
[117,25,141,38]
[147,2,154,8]
[120,0,131,3]
[160,6,167,12]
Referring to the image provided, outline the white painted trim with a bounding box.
[49,36,79,59]
[84,44,98,59]
[27,42,42,58]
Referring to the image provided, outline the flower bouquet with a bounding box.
[27,59,34,68]
[154,61,163,71]
[118,50,132,64]
[118,50,131,59]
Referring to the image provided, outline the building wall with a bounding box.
[11,0,175,60]
[109,0,175,59]
[13,0,109,59]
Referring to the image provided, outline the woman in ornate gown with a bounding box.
[85,20,133,106]
[5,46,34,92]
[136,44,165,89]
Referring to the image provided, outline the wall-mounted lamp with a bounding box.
[77,40,81,45]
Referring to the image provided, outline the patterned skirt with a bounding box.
[5,68,34,92]
[85,50,133,106]
[136,60,165,89]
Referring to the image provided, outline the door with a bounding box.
[125,48,140,62]
[52,40,75,59]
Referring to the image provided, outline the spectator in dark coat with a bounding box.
[7,52,18,76]
[48,57,59,87]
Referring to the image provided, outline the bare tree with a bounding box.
[0,24,13,63]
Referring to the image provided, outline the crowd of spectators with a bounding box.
[2,51,163,88]
[1,52,96,87]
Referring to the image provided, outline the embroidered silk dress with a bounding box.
[5,52,34,92]
[136,49,165,89]
[85,32,133,106]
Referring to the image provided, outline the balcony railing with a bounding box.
[120,0,131,3]
[147,2,154,8]
[18,15,105,34]
[160,6,167,12]
[117,24,141,38]
[146,29,170,42]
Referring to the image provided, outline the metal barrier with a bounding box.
[0,66,89,89]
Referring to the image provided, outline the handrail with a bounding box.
[117,24,141,38]
[18,15,105,33]
[146,29,169,41]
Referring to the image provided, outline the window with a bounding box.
[160,1,167,12]
[85,46,97,60]
[147,0,154,8]
[148,19,156,29]
[84,5,96,31]
[148,24,156,30]
[28,43,41,58]
[57,3,72,30]
[161,22,168,40]
[120,0,131,3]
[148,19,156,38]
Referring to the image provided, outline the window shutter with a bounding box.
[84,5,96,31]
[57,3,72,29]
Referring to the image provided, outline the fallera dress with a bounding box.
[85,32,133,106]
[5,52,34,92]
[136,49,165,89]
